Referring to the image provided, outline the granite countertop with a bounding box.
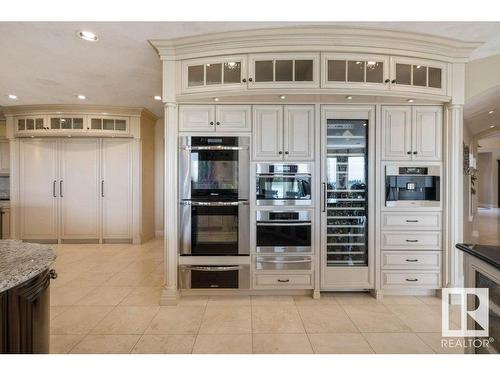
[456,243,500,270]
[0,240,56,293]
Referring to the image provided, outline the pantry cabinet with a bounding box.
[179,105,251,132]
[381,106,442,161]
[253,105,314,161]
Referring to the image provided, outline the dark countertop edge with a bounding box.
[456,243,500,270]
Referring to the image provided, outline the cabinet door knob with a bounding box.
[384,79,390,83]
[248,77,253,82]
[285,151,289,155]
[391,79,397,84]
[210,121,214,125]
[413,151,418,155]
[242,78,247,83]
[49,269,58,279]
[216,122,220,126]
[278,151,283,155]
[407,151,412,155]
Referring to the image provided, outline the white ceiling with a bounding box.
[2,21,500,117]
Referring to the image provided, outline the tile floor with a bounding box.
[476,207,500,245]
[49,239,464,354]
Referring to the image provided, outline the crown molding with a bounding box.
[2,104,159,120]
[150,26,483,62]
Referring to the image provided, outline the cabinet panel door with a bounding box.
[101,139,132,240]
[252,106,283,161]
[59,139,100,240]
[179,105,216,132]
[216,105,251,132]
[0,141,10,173]
[19,139,58,240]
[413,106,442,161]
[381,106,412,160]
[1,208,10,239]
[284,105,314,161]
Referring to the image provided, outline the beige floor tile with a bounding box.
[251,295,295,306]
[103,271,149,287]
[51,306,113,334]
[417,333,465,354]
[298,305,358,333]
[91,306,160,334]
[88,260,134,274]
[308,333,374,354]
[253,334,313,354]
[76,286,134,306]
[333,292,382,306]
[381,296,425,305]
[293,295,339,306]
[342,304,410,333]
[120,286,162,306]
[50,306,70,320]
[429,304,462,327]
[49,272,80,288]
[387,304,444,332]
[50,286,97,306]
[207,295,251,307]
[199,306,251,334]
[177,296,208,307]
[132,335,196,354]
[363,333,434,354]
[137,273,164,286]
[417,296,443,306]
[64,272,114,287]
[146,306,205,334]
[70,334,140,354]
[193,334,252,354]
[252,305,304,333]
[49,334,84,354]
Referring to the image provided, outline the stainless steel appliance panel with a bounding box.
[178,264,250,289]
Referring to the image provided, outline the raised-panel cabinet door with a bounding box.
[179,105,216,132]
[101,139,132,241]
[252,106,283,161]
[215,105,251,132]
[412,106,442,161]
[19,139,58,241]
[59,139,100,240]
[381,106,412,160]
[0,141,10,173]
[283,105,314,161]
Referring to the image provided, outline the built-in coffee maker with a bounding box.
[385,165,440,208]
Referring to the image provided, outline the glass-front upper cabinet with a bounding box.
[16,116,47,133]
[88,116,129,134]
[390,57,448,95]
[322,54,389,89]
[48,116,85,131]
[182,55,248,93]
[248,53,320,88]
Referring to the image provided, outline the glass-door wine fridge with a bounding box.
[321,106,374,289]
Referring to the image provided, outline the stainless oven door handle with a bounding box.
[258,259,312,264]
[181,146,249,151]
[256,174,311,178]
[256,222,311,226]
[189,266,242,272]
[180,201,248,206]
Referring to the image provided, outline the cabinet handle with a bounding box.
[101,180,104,197]
[242,78,247,83]
[209,121,214,126]
[216,121,220,126]
[384,79,390,83]
[405,278,418,282]
[59,180,63,197]
[406,239,418,242]
[277,279,290,283]
[405,259,419,262]
[407,151,412,155]
[322,182,327,213]
[284,151,289,155]
[49,269,58,279]
[248,77,253,82]
[53,180,57,197]
[406,219,419,223]
[278,151,283,155]
[413,151,418,155]
[391,79,397,84]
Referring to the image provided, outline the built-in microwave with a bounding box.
[256,163,312,206]
[385,165,440,207]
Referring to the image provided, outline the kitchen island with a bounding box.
[0,240,56,354]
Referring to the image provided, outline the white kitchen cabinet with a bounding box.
[59,139,101,241]
[0,140,10,173]
[381,106,442,161]
[253,105,314,161]
[248,53,320,89]
[283,105,315,160]
[179,105,251,132]
[252,105,283,160]
[87,116,129,135]
[1,206,10,239]
[19,139,59,241]
[390,57,448,96]
[101,139,132,241]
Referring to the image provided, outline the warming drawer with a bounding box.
[255,256,313,271]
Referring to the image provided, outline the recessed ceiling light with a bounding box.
[78,30,98,42]
[7,94,17,100]
[407,99,415,103]
[214,97,220,102]
[77,94,86,100]
[489,110,494,114]
[346,96,353,100]
[279,95,286,100]
[490,125,495,128]
[154,95,162,101]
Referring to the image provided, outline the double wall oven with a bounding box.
[179,136,250,289]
